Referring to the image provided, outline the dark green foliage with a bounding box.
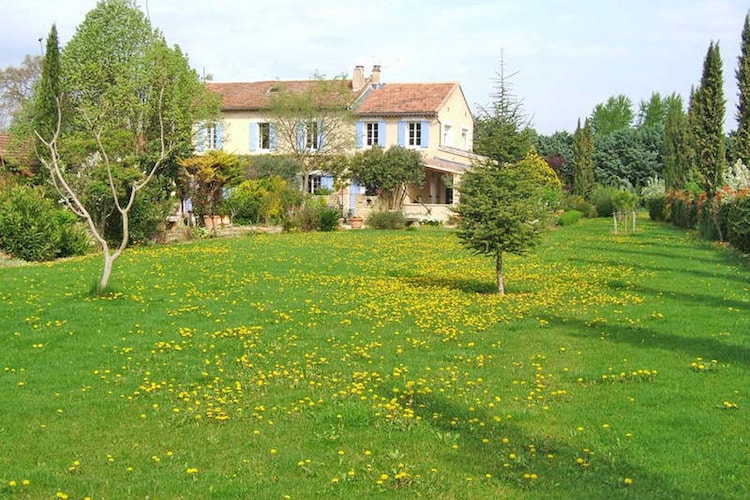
[457,150,561,293]
[692,42,726,197]
[348,146,424,210]
[647,195,668,221]
[34,24,63,151]
[663,97,690,190]
[594,125,664,188]
[0,184,89,261]
[572,119,595,198]
[557,210,582,226]
[318,206,340,232]
[736,14,750,166]
[727,193,750,252]
[246,154,303,185]
[366,210,406,230]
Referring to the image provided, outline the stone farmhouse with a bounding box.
[200,65,481,221]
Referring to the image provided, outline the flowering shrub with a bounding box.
[666,190,697,229]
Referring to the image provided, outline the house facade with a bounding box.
[201,66,480,221]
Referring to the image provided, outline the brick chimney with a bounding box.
[352,65,365,90]
[371,65,381,86]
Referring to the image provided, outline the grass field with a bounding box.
[1,217,748,499]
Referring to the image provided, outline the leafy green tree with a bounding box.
[0,55,42,130]
[473,52,533,163]
[736,13,750,166]
[246,154,303,184]
[35,0,218,293]
[663,95,691,189]
[456,149,561,295]
[179,150,243,224]
[637,92,683,130]
[572,118,595,198]
[349,146,424,210]
[589,95,634,136]
[267,75,356,192]
[692,41,726,197]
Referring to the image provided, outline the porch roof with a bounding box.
[422,156,471,175]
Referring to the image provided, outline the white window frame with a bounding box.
[408,122,422,147]
[366,122,379,147]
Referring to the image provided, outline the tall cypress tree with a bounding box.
[736,13,750,166]
[34,24,62,147]
[573,118,595,198]
[663,95,690,190]
[693,41,726,197]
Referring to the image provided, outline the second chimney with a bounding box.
[371,65,381,86]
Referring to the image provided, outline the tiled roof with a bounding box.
[207,80,461,117]
[0,131,37,171]
[207,80,365,111]
[355,83,458,117]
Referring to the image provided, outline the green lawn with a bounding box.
[1,217,748,499]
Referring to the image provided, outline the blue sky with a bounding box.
[2,0,748,134]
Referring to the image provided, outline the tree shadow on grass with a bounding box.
[569,256,750,287]
[396,274,499,294]
[546,314,750,367]
[575,242,749,270]
[379,388,707,498]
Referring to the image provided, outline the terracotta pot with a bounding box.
[349,216,363,229]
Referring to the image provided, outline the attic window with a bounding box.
[266,85,280,95]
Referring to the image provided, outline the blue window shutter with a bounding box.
[196,123,205,152]
[296,122,305,150]
[321,175,334,190]
[249,122,258,152]
[397,121,406,147]
[317,121,324,149]
[420,120,429,148]
[356,121,364,148]
[378,121,386,146]
[270,123,277,151]
[216,123,224,149]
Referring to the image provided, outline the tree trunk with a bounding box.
[99,251,115,293]
[496,251,505,295]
